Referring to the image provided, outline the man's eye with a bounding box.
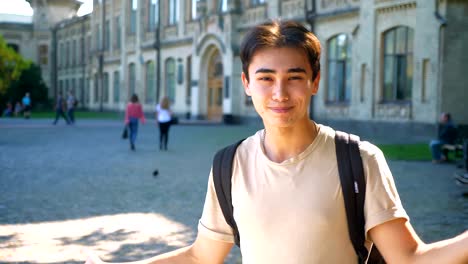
[258,77,272,81]
[289,76,303,80]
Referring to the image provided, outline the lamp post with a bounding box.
[154,0,161,104]
[98,0,106,112]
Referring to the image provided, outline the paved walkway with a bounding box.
[0,118,466,264]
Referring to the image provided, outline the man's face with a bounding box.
[241,47,319,128]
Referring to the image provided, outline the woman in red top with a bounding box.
[125,94,146,150]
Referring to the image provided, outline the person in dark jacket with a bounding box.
[52,92,71,125]
[430,112,457,163]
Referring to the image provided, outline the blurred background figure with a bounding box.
[52,92,70,125]
[22,92,31,119]
[125,94,145,151]
[2,102,13,117]
[14,102,22,117]
[155,96,172,151]
[430,112,457,163]
[67,90,76,124]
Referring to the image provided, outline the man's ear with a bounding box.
[241,72,251,96]
[311,71,321,95]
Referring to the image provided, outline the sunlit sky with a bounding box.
[0,0,93,17]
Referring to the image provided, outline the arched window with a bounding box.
[382,26,414,101]
[165,58,176,102]
[327,34,352,103]
[113,71,120,103]
[146,61,156,103]
[128,63,136,97]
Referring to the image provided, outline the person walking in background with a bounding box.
[125,94,145,151]
[155,96,172,151]
[53,92,70,125]
[2,102,13,117]
[67,90,76,124]
[22,92,31,119]
[14,102,22,117]
[430,112,457,163]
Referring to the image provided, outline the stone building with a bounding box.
[1,0,467,132]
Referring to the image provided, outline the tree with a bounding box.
[0,35,30,95]
[7,64,50,110]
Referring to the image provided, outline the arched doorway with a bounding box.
[207,49,223,121]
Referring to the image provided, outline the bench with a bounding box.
[441,124,468,162]
[441,143,463,159]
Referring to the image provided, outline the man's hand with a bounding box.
[84,251,104,264]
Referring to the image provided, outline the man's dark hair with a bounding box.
[240,20,321,82]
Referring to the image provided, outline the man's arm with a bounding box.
[370,218,468,264]
[85,234,233,264]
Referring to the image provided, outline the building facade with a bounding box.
[1,0,467,128]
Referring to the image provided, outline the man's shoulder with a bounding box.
[219,130,262,157]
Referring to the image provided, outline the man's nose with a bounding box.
[272,80,289,102]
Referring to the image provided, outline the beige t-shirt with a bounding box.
[198,124,408,264]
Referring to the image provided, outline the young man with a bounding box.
[86,20,468,264]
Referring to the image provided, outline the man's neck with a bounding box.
[262,120,319,163]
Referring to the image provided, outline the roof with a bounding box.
[0,14,32,24]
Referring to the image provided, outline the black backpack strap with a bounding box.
[335,131,369,263]
[212,139,245,247]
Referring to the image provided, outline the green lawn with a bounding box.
[30,111,122,119]
[5,111,439,162]
[377,143,432,161]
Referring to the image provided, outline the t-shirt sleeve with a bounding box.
[360,142,409,240]
[198,169,235,243]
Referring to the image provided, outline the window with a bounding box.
[165,58,176,102]
[38,44,48,65]
[72,40,76,65]
[71,78,75,93]
[79,37,83,65]
[66,41,70,66]
[146,61,156,103]
[382,26,413,101]
[59,80,63,95]
[60,43,64,67]
[115,17,121,49]
[104,20,110,50]
[186,56,191,105]
[219,0,228,12]
[190,0,197,20]
[250,0,265,7]
[169,0,179,25]
[327,34,351,103]
[148,0,159,31]
[103,73,109,103]
[79,77,84,103]
[113,71,120,103]
[94,74,99,103]
[130,0,137,34]
[94,27,99,49]
[128,63,136,96]
[87,36,91,58]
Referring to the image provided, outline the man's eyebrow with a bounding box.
[287,67,307,73]
[255,68,275,74]
[254,68,307,74]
